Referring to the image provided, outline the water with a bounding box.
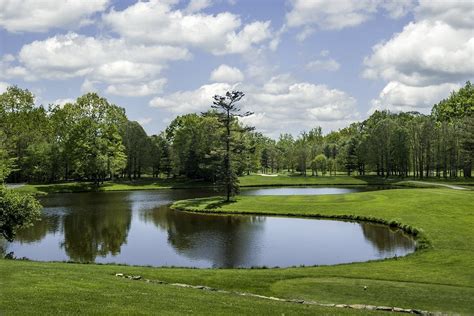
[5,187,415,268]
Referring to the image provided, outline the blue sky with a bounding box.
[1,0,472,137]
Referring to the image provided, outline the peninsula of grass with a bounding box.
[170,188,474,314]
[2,188,473,314]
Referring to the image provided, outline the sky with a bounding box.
[0,0,473,137]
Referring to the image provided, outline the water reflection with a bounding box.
[5,188,416,267]
[360,223,414,255]
[62,203,131,262]
[142,206,264,267]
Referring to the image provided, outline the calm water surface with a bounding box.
[5,187,415,268]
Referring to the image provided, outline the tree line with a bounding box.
[0,82,473,187]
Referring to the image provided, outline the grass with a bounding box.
[239,175,395,186]
[4,180,474,314]
[170,188,474,314]
[0,263,382,315]
[14,177,212,195]
[14,174,474,195]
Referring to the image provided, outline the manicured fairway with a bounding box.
[2,186,473,314]
[172,188,474,314]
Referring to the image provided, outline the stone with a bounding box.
[376,306,393,311]
[393,307,412,313]
[319,303,335,307]
[131,275,142,280]
[115,273,124,277]
[349,304,366,310]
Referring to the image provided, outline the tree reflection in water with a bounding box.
[15,215,61,243]
[60,193,132,262]
[8,190,416,267]
[360,222,415,254]
[141,205,265,268]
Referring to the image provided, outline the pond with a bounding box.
[5,187,416,268]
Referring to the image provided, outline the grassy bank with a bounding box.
[170,188,474,314]
[1,188,473,314]
[14,174,473,195]
[14,177,212,195]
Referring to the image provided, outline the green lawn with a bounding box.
[171,188,474,314]
[3,182,474,314]
[14,177,212,195]
[14,174,474,195]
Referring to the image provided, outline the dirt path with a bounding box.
[406,181,467,190]
[5,183,26,189]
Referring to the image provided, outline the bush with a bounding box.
[0,185,41,241]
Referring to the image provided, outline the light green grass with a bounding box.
[14,178,212,195]
[1,260,375,315]
[14,175,474,195]
[171,188,474,314]
[2,188,473,314]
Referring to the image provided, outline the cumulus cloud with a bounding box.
[53,98,75,107]
[306,58,340,72]
[17,33,189,82]
[369,81,461,114]
[81,79,99,94]
[415,0,474,29]
[137,117,153,126]
[363,21,474,86]
[0,0,109,32]
[0,54,33,81]
[0,81,10,93]
[106,79,167,97]
[184,0,213,13]
[210,64,244,83]
[286,0,414,32]
[103,0,272,55]
[365,0,474,112]
[150,75,359,135]
[150,82,234,113]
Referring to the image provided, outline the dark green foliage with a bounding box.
[0,185,41,241]
[211,91,253,201]
[0,82,473,186]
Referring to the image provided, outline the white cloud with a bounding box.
[106,79,167,97]
[306,58,340,72]
[0,54,33,81]
[103,0,272,55]
[81,79,99,94]
[369,81,460,113]
[185,0,213,13]
[93,61,162,84]
[150,82,234,113]
[415,0,474,29]
[210,64,244,83]
[0,0,109,32]
[286,0,414,31]
[17,33,189,82]
[150,76,359,135]
[137,117,153,126]
[363,20,474,86]
[0,81,10,93]
[8,33,189,97]
[53,98,75,107]
[364,0,474,112]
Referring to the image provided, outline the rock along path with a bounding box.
[114,273,444,315]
